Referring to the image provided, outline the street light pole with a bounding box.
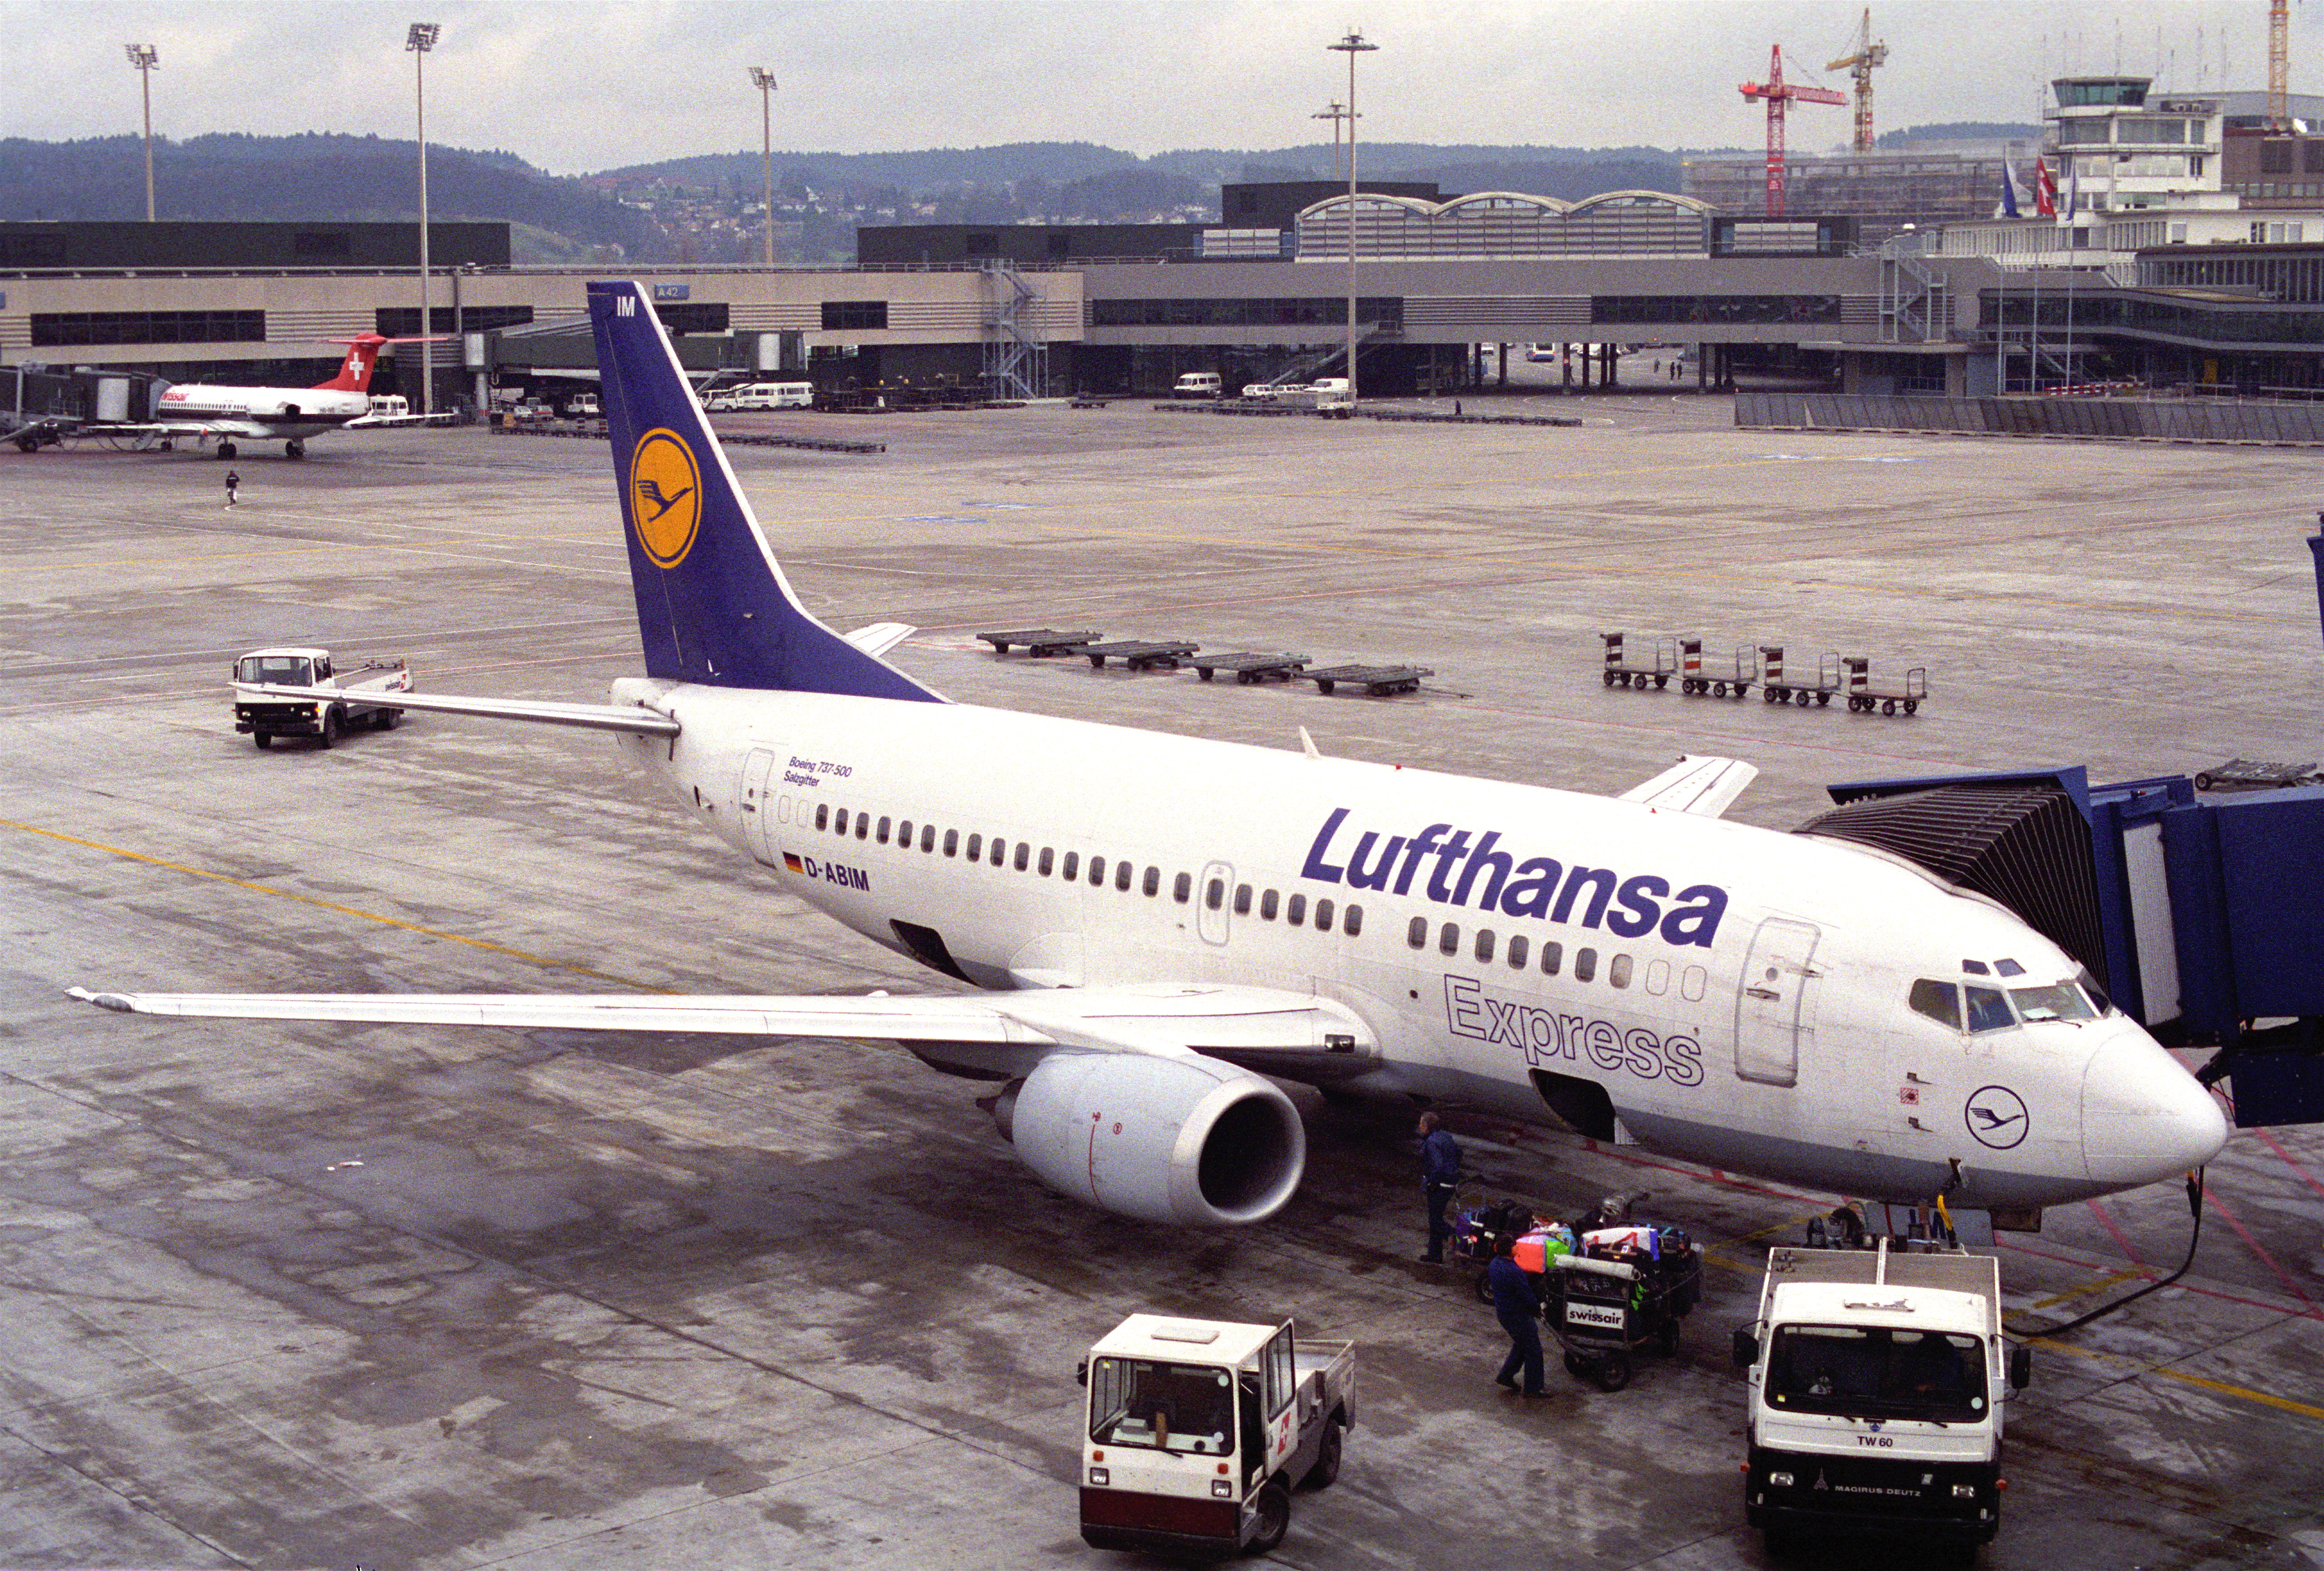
[1311,99,1349,184]
[1327,30,1377,411]
[408,22,440,415]
[749,68,778,266]
[125,45,159,222]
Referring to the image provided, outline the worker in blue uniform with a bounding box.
[1418,1110,1461,1262]
[1489,1233,1547,1395]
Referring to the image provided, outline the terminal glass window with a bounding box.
[33,309,266,347]
[822,300,888,331]
[1765,1325,1988,1423]
[1087,1357,1237,1456]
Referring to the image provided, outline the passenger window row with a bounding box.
[1242,883,1364,936]
[808,802,1373,932]
[1401,915,1704,1000]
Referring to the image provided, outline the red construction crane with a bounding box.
[1739,44,1847,218]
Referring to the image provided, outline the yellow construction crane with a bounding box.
[2269,0,2291,130]
[1829,7,1889,153]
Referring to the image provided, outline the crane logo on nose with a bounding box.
[1964,1085,2029,1150]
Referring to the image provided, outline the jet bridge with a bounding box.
[1800,767,2324,1128]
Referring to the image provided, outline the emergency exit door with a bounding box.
[1734,917,1821,1088]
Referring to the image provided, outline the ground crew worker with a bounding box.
[1418,1111,1460,1262]
[223,469,241,508]
[1489,1233,1546,1395]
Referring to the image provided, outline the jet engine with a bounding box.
[989,1050,1306,1227]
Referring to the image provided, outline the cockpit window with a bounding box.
[1962,960,1991,975]
[2076,970,2115,1016]
[1908,979,1963,1030]
[1964,985,2015,1033]
[2009,982,2096,1024]
[1994,958,2026,978]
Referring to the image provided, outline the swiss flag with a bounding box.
[2034,156,2058,218]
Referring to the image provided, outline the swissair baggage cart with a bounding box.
[1543,1224,1703,1391]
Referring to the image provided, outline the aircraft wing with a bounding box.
[65,981,1370,1067]
[842,622,916,658]
[1618,753,1758,817]
[242,683,680,737]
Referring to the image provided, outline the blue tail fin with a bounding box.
[586,280,940,702]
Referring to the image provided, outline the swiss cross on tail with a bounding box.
[583,279,942,702]
[314,334,388,393]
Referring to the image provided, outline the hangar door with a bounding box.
[1733,917,1821,1088]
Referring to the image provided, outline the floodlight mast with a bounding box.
[409,22,440,415]
[125,45,159,222]
[750,67,778,266]
[1327,30,1378,412]
[1312,99,1352,185]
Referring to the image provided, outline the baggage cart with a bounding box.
[1599,631,1675,690]
[1678,637,1757,699]
[1841,656,1928,716]
[1542,1224,1703,1392]
[1756,646,1842,707]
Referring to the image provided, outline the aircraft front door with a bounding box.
[740,748,779,866]
[1733,917,1821,1088]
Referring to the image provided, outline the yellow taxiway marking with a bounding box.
[4,816,659,992]
[2025,1333,2324,1422]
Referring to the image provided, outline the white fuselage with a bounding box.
[605,679,2224,1213]
[154,383,373,441]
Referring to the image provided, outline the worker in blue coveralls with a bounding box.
[1417,1110,1460,1262]
[1489,1232,1547,1394]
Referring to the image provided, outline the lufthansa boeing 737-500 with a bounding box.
[69,280,2229,1232]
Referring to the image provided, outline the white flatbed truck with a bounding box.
[1080,1314,1355,1558]
[1732,1240,2030,1551]
[232,647,411,749]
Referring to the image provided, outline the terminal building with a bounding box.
[11,78,2324,416]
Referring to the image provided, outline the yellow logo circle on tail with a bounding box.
[628,428,703,568]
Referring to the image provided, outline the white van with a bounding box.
[568,392,600,417]
[729,381,816,410]
[1172,372,1222,399]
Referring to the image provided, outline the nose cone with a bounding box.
[2082,1026,2229,1190]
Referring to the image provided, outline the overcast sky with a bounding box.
[6,1,2317,176]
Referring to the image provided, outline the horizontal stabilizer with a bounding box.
[843,622,916,658]
[1619,754,1759,817]
[237,683,680,737]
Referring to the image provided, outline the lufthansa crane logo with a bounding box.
[627,428,702,568]
[1964,1085,2030,1150]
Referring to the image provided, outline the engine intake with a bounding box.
[991,1051,1305,1226]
